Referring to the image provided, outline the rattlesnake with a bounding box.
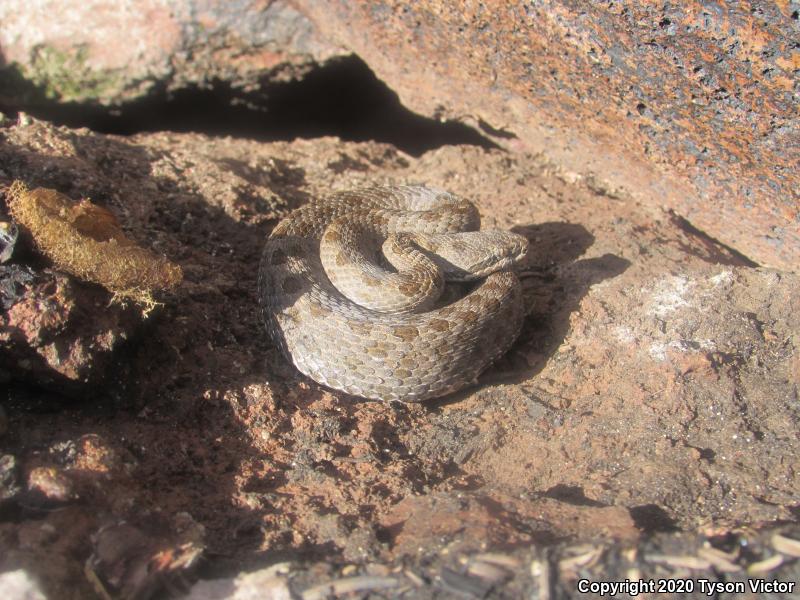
[258,185,528,402]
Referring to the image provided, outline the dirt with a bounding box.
[0,116,798,598]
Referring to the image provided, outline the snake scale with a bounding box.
[258,185,528,402]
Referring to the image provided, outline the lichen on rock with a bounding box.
[24,44,126,103]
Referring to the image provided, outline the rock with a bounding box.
[0,264,34,310]
[0,267,142,394]
[0,221,18,262]
[67,434,136,475]
[27,466,76,503]
[87,518,204,600]
[0,570,47,600]
[0,454,20,502]
[186,569,292,600]
[295,1,799,271]
[0,0,343,106]
[0,116,168,394]
[381,492,638,557]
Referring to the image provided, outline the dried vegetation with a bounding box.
[7,180,182,309]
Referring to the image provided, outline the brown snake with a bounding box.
[258,185,528,402]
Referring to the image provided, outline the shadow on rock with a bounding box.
[429,221,630,408]
[503,222,630,382]
[0,124,334,591]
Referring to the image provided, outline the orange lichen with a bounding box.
[7,180,182,309]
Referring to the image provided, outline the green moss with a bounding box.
[0,44,124,104]
[29,44,125,101]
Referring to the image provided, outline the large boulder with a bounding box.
[293,1,799,271]
[2,2,796,269]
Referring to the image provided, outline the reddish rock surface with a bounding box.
[0,118,797,597]
[0,267,141,393]
[295,1,800,271]
[382,492,638,557]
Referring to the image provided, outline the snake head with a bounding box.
[413,230,529,281]
[472,230,529,276]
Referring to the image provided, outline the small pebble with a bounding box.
[0,454,20,501]
[27,466,76,502]
[0,221,18,263]
[0,570,47,600]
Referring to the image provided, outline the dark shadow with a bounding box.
[0,264,36,310]
[668,210,760,268]
[474,495,561,547]
[704,531,744,556]
[685,444,716,463]
[0,55,500,157]
[542,484,606,508]
[497,224,631,381]
[629,504,679,533]
[789,504,800,520]
[4,382,80,414]
[477,118,518,139]
[0,132,358,594]
[429,222,631,409]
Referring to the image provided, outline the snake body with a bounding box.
[258,185,528,402]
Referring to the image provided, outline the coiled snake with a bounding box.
[259,185,528,402]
